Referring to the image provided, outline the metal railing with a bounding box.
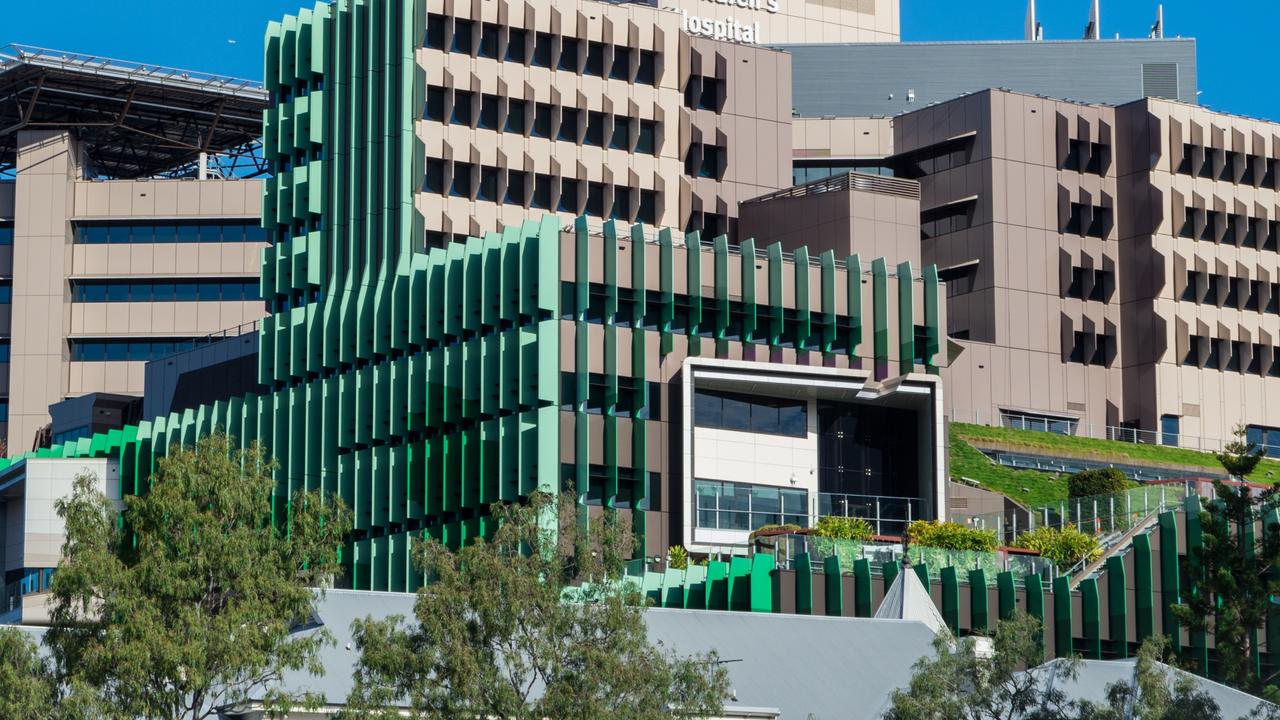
[0,44,266,96]
[766,534,1056,581]
[968,482,1193,547]
[741,170,921,203]
[817,492,920,537]
[165,320,260,357]
[951,407,1280,458]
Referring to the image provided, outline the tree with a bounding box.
[342,494,730,719]
[1217,425,1264,480]
[1068,468,1129,499]
[1092,636,1225,720]
[44,432,351,720]
[1173,478,1280,695]
[0,627,105,720]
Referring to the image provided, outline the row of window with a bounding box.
[1183,336,1280,376]
[70,279,262,303]
[695,479,808,532]
[1175,143,1279,189]
[423,159,658,224]
[684,75,724,112]
[920,201,975,240]
[558,373,662,420]
[693,389,808,438]
[1065,267,1114,302]
[1067,331,1111,366]
[1181,271,1280,312]
[75,221,269,245]
[1246,425,1280,457]
[425,87,660,155]
[1177,208,1280,249]
[684,142,725,180]
[1062,139,1109,176]
[69,338,211,362]
[425,14,659,86]
[1064,202,1112,239]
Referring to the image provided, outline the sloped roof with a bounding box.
[875,565,948,635]
[1037,658,1273,717]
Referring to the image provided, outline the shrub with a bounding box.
[1013,525,1102,566]
[1067,467,1128,498]
[813,516,874,541]
[668,545,689,570]
[906,520,998,552]
[747,523,802,543]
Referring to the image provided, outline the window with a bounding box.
[999,409,1077,435]
[451,91,474,126]
[610,116,631,150]
[451,19,474,54]
[584,112,605,147]
[0,282,9,303]
[1183,335,1202,366]
[505,100,527,134]
[1202,210,1219,242]
[584,182,605,218]
[532,175,553,210]
[450,162,474,198]
[0,223,11,246]
[532,103,553,139]
[585,42,605,76]
[424,159,445,194]
[506,171,527,206]
[1247,425,1280,458]
[1179,208,1196,239]
[75,221,264,244]
[638,190,657,224]
[558,108,579,143]
[611,186,632,221]
[478,23,500,59]
[686,76,722,111]
[636,50,657,85]
[425,87,446,122]
[692,144,722,178]
[558,179,580,213]
[610,47,632,81]
[694,389,807,438]
[1066,267,1085,299]
[1084,143,1107,175]
[636,120,657,155]
[1089,270,1112,302]
[558,38,580,72]
[425,13,447,50]
[478,167,500,202]
[478,95,499,130]
[532,32,554,68]
[506,29,528,63]
[695,479,807,531]
[1086,206,1110,239]
[1063,139,1083,171]
[1182,270,1201,302]
[1249,343,1265,375]
[1069,331,1110,366]
[70,338,205,362]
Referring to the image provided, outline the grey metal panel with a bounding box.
[781,39,1198,118]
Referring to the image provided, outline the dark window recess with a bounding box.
[532,175,553,210]
[610,116,632,150]
[610,47,632,81]
[585,42,605,76]
[636,120,657,155]
[424,159,445,194]
[1202,210,1219,242]
[478,167,500,202]
[532,33,554,68]
[1183,336,1201,366]
[450,162,473,198]
[1246,280,1262,311]
[636,50,657,85]
[425,87,446,122]
[920,201,974,239]
[586,182,606,218]
[452,91,474,126]
[1179,209,1196,239]
[505,100,526,134]
[1182,271,1201,302]
[1063,139,1083,171]
[1224,278,1241,308]
[452,19,474,54]
[479,23,500,58]
[1066,267,1085,299]
[1089,270,1112,302]
[1069,331,1111,367]
[611,186,632,220]
[1227,340,1244,372]
[1247,425,1280,458]
[1205,338,1223,369]
[558,108,579,143]
[1203,275,1219,305]
[585,112,606,147]
[74,221,267,244]
[1086,206,1110,239]
[1065,203,1084,234]
[479,95,500,130]
[699,144,723,178]
[694,389,806,437]
[532,103,553,138]
[558,179,580,213]
[425,14,447,50]
[506,171,527,206]
[1084,143,1107,174]
[1176,143,1194,175]
[1248,345,1264,375]
[637,190,657,225]
[558,38,580,72]
[70,338,209,363]
[506,29,528,63]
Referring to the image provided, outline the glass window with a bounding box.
[109,224,133,244]
[176,224,200,243]
[636,120,656,155]
[104,342,128,361]
[451,162,474,198]
[80,225,108,244]
[610,47,632,81]
[610,116,631,150]
[198,282,222,301]
[694,390,722,427]
[638,190,657,225]
[585,112,605,147]
[557,179,579,213]
[452,19,474,54]
[750,401,779,434]
[532,32,554,68]
[695,479,809,531]
[532,175,553,210]
[532,103,553,139]
[478,95,499,130]
[478,167,500,202]
[585,42,605,76]
[130,282,153,302]
[0,343,9,363]
[611,186,632,221]
[506,29,528,63]
[425,14,447,50]
[558,38,580,72]
[505,100,527,134]
[479,23,500,59]
[153,282,175,300]
[558,108,579,143]
[586,182,605,218]
[779,403,806,436]
[175,282,198,302]
[197,224,222,243]
[721,395,751,431]
[637,50,656,85]
[105,283,129,302]
[506,171,527,206]
[0,225,14,246]
[424,159,445,194]
[452,91,474,126]
[699,144,721,178]
[425,87,446,122]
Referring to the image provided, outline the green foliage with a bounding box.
[1013,525,1102,566]
[668,545,689,570]
[948,429,1069,508]
[0,627,104,720]
[342,494,730,719]
[813,515,874,541]
[1173,480,1280,695]
[45,432,351,720]
[1216,425,1265,479]
[906,520,998,552]
[1067,467,1129,499]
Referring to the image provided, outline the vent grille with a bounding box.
[1142,63,1180,100]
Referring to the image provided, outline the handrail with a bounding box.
[0,44,266,97]
[741,171,921,203]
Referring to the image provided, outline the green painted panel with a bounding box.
[1158,511,1181,652]
[706,560,729,610]
[824,555,844,616]
[749,554,775,613]
[819,250,836,353]
[684,564,708,610]
[997,571,1016,620]
[940,566,960,634]
[685,231,702,338]
[853,558,872,617]
[969,569,988,633]
[740,238,757,343]
[1080,577,1102,659]
[767,242,784,346]
[1184,496,1208,672]
[793,553,812,615]
[794,246,810,351]
[896,261,914,376]
[1133,532,1155,643]
[728,556,752,612]
[1053,575,1072,658]
[1106,555,1128,658]
[872,258,888,379]
[846,254,863,359]
[659,228,674,355]
[713,236,730,341]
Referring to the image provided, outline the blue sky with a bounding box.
[7,0,1278,121]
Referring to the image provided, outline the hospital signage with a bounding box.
[672,0,781,45]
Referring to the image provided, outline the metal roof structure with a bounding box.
[0,45,268,179]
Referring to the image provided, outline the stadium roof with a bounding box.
[0,45,268,179]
